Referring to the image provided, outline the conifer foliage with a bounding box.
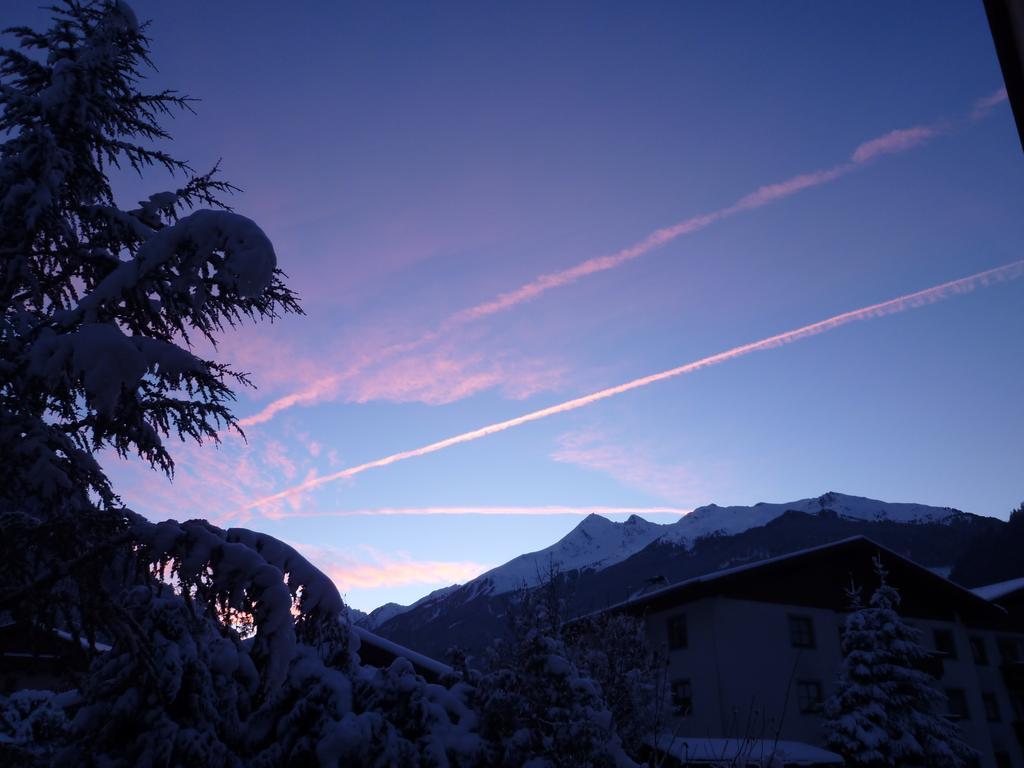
[823,557,974,768]
[0,4,638,766]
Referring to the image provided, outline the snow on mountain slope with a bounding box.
[366,492,961,612]
[358,584,460,630]
[468,513,664,596]
[656,491,959,547]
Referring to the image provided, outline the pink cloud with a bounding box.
[851,125,938,164]
[971,87,1008,120]
[290,543,491,591]
[551,428,707,505]
[345,345,565,406]
[241,258,1024,511]
[259,504,690,520]
[235,93,997,429]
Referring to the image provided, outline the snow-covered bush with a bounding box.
[0,4,495,766]
[475,578,637,768]
[823,557,975,768]
[566,612,668,761]
[0,689,75,766]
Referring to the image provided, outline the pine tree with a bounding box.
[0,5,485,765]
[475,573,638,768]
[823,556,975,768]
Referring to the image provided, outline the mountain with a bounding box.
[656,491,958,547]
[464,512,664,597]
[366,492,1003,660]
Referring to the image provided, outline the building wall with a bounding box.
[643,597,1024,768]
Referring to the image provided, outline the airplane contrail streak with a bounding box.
[239,91,1008,428]
[259,505,693,519]
[243,259,1024,511]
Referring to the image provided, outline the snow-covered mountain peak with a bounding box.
[471,512,665,596]
[367,492,964,613]
[656,491,960,547]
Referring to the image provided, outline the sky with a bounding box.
[11,2,1024,612]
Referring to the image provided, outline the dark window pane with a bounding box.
[968,635,988,665]
[667,614,688,650]
[671,679,693,716]
[982,692,1000,722]
[934,629,957,659]
[797,680,823,714]
[945,688,969,720]
[789,615,815,649]
[997,637,1021,663]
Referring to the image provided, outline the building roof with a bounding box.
[583,536,1011,627]
[353,625,452,681]
[972,576,1024,602]
[651,734,843,766]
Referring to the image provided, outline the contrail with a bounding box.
[259,505,692,519]
[239,91,1008,428]
[244,259,1024,511]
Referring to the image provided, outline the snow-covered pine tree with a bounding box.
[475,574,638,768]
[823,556,975,768]
[566,612,668,761]
[0,4,484,765]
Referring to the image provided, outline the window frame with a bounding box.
[796,679,823,714]
[945,687,970,720]
[671,678,693,717]
[788,614,816,649]
[968,635,988,665]
[933,628,958,659]
[667,613,688,650]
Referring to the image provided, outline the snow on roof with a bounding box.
[352,625,452,678]
[972,576,1024,602]
[586,535,1000,619]
[651,734,843,765]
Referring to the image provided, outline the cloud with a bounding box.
[344,345,566,406]
[290,543,491,591]
[236,95,995,428]
[850,125,939,164]
[242,258,1024,512]
[971,87,1008,120]
[258,504,690,520]
[551,429,706,505]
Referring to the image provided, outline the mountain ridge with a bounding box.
[355,491,970,638]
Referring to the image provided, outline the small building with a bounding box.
[353,625,452,683]
[590,536,1024,768]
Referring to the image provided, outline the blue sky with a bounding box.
[12,2,1023,611]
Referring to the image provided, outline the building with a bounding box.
[592,536,1024,768]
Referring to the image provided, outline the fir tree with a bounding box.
[0,4,485,765]
[823,556,975,768]
[475,574,638,768]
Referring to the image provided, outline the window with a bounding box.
[788,615,815,648]
[667,614,688,650]
[671,679,693,716]
[933,629,957,659]
[982,692,1001,723]
[796,680,823,714]
[945,688,969,720]
[997,637,1021,663]
[968,635,988,665]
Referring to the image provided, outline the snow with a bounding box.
[367,492,963,614]
[972,576,1024,601]
[359,584,461,629]
[353,626,453,679]
[470,513,664,595]
[652,735,844,765]
[657,491,960,547]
